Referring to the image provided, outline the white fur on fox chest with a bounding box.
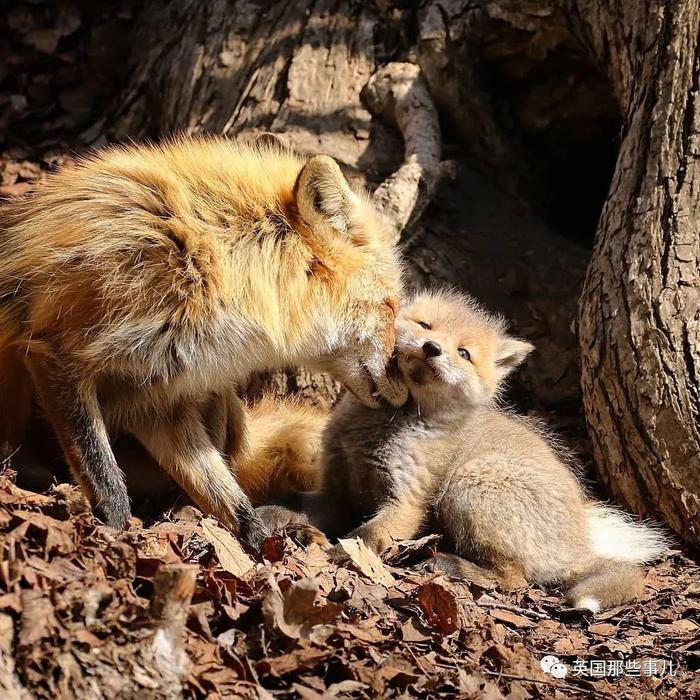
[86,303,344,426]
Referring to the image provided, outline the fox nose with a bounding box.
[422,340,442,358]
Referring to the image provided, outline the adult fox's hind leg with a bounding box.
[132,394,269,547]
[24,351,131,528]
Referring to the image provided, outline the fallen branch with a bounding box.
[150,564,198,687]
[481,670,608,698]
[477,601,551,621]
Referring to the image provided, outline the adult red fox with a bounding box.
[0,135,404,545]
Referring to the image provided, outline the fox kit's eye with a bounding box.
[458,347,471,361]
[417,321,431,330]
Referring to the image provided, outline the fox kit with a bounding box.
[263,291,667,611]
[0,135,404,544]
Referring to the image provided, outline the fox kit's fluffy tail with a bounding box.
[585,502,668,563]
[567,503,668,613]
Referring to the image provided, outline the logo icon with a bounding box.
[541,655,568,679]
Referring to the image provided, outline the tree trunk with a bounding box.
[575,0,700,548]
[112,0,407,179]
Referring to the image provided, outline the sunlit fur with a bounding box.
[237,395,328,504]
[0,135,403,538]
[118,394,329,507]
[395,289,532,412]
[261,290,668,611]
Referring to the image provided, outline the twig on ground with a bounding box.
[150,564,197,686]
[477,601,551,621]
[481,670,609,698]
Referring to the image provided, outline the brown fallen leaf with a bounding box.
[259,648,332,677]
[334,537,394,586]
[335,620,386,643]
[18,590,58,647]
[262,577,342,640]
[325,680,369,696]
[657,618,699,634]
[260,534,286,563]
[588,622,619,636]
[488,608,537,629]
[458,671,507,700]
[683,580,700,596]
[0,613,14,654]
[417,580,460,635]
[200,518,254,577]
[401,616,433,642]
[381,534,441,566]
[136,531,181,564]
[292,682,325,700]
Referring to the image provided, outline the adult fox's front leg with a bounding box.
[25,350,131,528]
[132,395,269,547]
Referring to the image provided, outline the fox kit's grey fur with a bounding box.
[262,290,667,611]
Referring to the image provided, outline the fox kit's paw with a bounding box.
[345,524,393,554]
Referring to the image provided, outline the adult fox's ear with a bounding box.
[294,155,359,235]
[495,336,534,374]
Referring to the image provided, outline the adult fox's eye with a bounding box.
[417,321,431,330]
[458,347,471,361]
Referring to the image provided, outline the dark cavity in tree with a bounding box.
[479,23,622,246]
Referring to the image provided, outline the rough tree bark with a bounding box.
[110,0,700,547]
[573,1,700,548]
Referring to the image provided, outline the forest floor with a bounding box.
[2,3,700,699]
[1,466,698,700]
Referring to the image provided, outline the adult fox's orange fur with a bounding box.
[0,135,403,544]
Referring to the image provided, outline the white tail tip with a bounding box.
[586,502,669,563]
[571,596,601,614]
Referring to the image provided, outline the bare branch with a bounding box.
[365,62,446,245]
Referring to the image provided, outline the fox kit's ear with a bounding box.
[295,155,359,235]
[495,336,534,375]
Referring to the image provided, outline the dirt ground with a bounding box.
[1,3,699,698]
